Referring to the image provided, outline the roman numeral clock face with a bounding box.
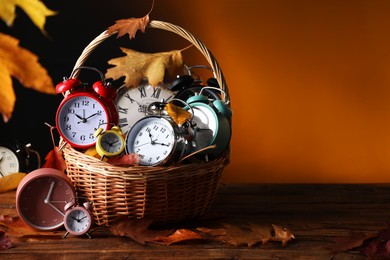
[115,85,174,135]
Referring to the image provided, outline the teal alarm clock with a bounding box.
[186,88,232,158]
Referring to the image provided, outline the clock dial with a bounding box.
[191,105,217,150]
[187,102,231,157]
[16,168,76,231]
[125,117,175,166]
[0,146,19,177]
[64,207,92,236]
[116,84,174,135]
[100,132,124,155]
[56,92,110,148]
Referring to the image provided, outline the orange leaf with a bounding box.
[164,103,192,126]
[41,147,66,173]
[271,224,295,247]
[110,218,173,245]
[106,0,154,39]
[0,33,55,122]
[197,223,295,247]
[0,215,48,238]
[105,48,184,88]
[107,16,150,39]
[153,229,204,245]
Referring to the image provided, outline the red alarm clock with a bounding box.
[55,66,118,149]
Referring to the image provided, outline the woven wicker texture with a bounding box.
[63,20,231,226]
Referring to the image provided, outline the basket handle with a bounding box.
[71,20,230,105]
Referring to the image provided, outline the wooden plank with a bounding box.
[0,184,389,259]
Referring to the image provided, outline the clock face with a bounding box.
[56,92,110,149]
[191,104,218,151]
[0,146,19,177]
[16,168,76,231]
[116,85,174,135]
[64,207,92,236]
[125,117,175,166]
[99,131,124,156]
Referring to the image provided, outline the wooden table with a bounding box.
[1,184,389,259]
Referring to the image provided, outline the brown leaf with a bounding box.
[197,223,295,247]
[41,147,66,172]
[107,15,150,39]
[0,215,48,238]
[106,0,154,39]
[164,103,192,126]
[0,231,12,250]
[271,224,295,247]
[153,229,204,245]
[105,48,184,88]
[109,218,173,245]
[0,33,55,122]
[197,223,263,247]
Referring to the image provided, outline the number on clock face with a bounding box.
[116,85,174,135]
[126,117,175,166]
[57,94,109,148]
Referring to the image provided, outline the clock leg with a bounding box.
[63,231,69,239]
[86,232,92,239]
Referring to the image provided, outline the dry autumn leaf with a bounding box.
[164,103,192,126]
[0,33,55,122]
[41,147,66,172]
[197,223,295,247]
[105,47,184,88]
[0,172,26,193]
[0,215,48,238]
[0,0,57,34]
[106,0,154,39]
[110,218,173,245]
[154,229,204,245]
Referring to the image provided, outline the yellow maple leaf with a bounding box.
[105,47,184,88]
[0,0,57,34]
[0,33,55,122]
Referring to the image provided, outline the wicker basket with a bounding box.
[62,20,231,227]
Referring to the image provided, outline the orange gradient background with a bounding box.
[143,0,390,183]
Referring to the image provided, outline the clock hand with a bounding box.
[85,112,99,121]
[74,113,84,120]
[79,216,87,221]
[43,182,65,216]
[134,142,151,148]
[46,201,65,216]
[71,216,80,222]
[44,182,55,204]
[152,141,169,146]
